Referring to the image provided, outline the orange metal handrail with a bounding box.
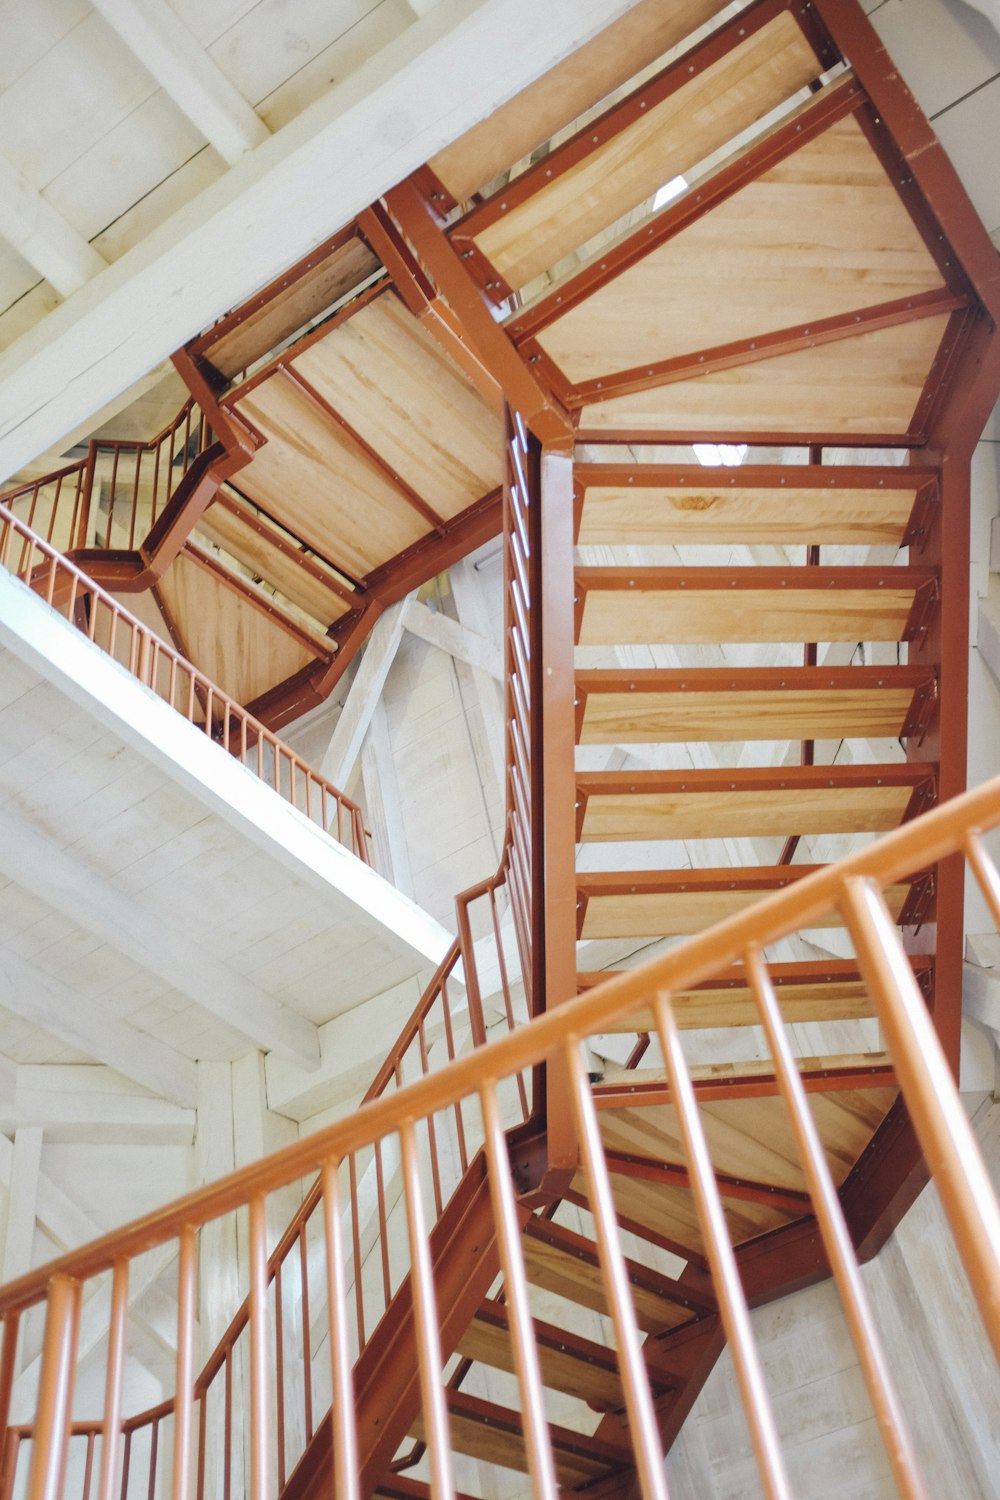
[0,500,369,862]
[0,399,211,559]
[0,773,998,1499]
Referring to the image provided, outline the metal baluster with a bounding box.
[842,876,1000,1362]
[27,1274,82,1500]
[172,1228,197,1500]
[248,1195,270,1500]
[99,1261,129,1500]
[653,995,792,1500]
[479,1082,558,1500]
[399,1121,454,1500]
[744,945,929,1500]
[321,1161,360,1500]
[563,1042,670,1500]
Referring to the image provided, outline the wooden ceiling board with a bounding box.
[195,501,351,628]
[156,552,315,709]
[472,14,821,291]
[235,372,427,578]
[291,293,502,521]
[577,481,920,546]
[577,312,953,435]
[600,1087,898,1195]
[428,0,721,201]
[204,236,380,379]
[538,116,945,381]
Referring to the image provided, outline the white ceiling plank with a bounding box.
[361,698,415,900]
[90,0,269,167]
[0,949,197,1108]
[319,598,410,789]
[0,152,107,299]
[1,1065,195,1145]
[0,803,321,1070]
[0,0,641,480]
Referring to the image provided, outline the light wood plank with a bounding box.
[599,1084,898,1195]
[457,1307,626,1409]
[521,1224,694,1334]
[429,0,720,200]
[577,314,952,435]
[205,236,379,378]
[538,117,943,380]
[592,978,875,1033]
[579,882,910,940]
[292,292,502,522]
[580,1167,799,1255]
[580,784,915,841]
[578,583,919,646]
[157,551,315,707]
[412,1393,628,1485]
[576,483,921,547]
[195,499,352,627]
[473,14,820,289]
[578,684,921,744]
[235,365,427,578]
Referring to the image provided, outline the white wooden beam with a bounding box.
[319,598,410,789]
[0,0,641,481]
[0,153,107,299]
[0,949,197,1108]
[401,597,503,682]
[90,0,270,167]
[0,804,320,1070]
[361,698,414,899]
[1,1128,43,1285]
[0,1065,195,1145]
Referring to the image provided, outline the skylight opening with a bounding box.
[693,442,749,467]
[652,175,688,212]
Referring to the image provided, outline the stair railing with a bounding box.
[0,400,211,563]
[1,773,999,1500]
[0,500,369,861]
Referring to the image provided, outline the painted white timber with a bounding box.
[449,555,507,793]
[319,597,409,789]
[90,0,270,167]
[361,698,414,899]
[0,568,453,977]
[0,803,320,1069]
[1,1129,43,1289]
[978,578,1000,691]
[401,597,503,683]
[0,0,642,479]
[0,1066,195,1145]
[961,0,1000,43]
[197,1061,242,1338]
[963,957,1000,1043]
[266,975,427,1122]
[0,1137,98,1257]
[0,950,197,1108]
[0,153,108,300]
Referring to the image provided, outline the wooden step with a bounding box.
[577,866,914,939]
[595,1052,895,1100]
[576,764,934,841]
[574,464,935,547]
[575,957,933,1031]
[575,566,935,645]
[457,1300,673,1410]
[521,1216,711,1334]
[411,1389,632,1486]
[575,665,936,743]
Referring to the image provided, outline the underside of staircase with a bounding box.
[1,0,1000,1496]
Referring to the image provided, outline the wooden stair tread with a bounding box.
[576,866,914,939]
[575,664,935,743]
[577,958,892,1030]
[410,1389,632,1485]
[574,465,933,547]
[597,1051,892,1087]
[458,1301,666,1410]
[576,763,933,840]
[574,566,933,645]
[521,1217,709,1335]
